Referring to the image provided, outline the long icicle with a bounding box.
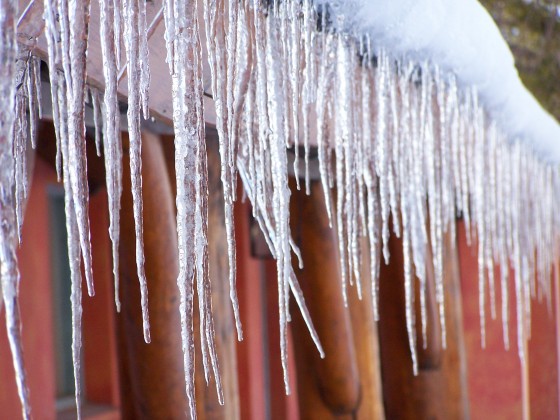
[59,87,85,418]
[123,0,151,342]
[203,0,243,341]
[65,0,95,297]
[99,0,123,312]
[0,0,31,416]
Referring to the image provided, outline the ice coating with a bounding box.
[1,0,32,417]
[164,0,224,415]
[99,0,123,312]
[59,90,85,418]
[65,0,95,298]
[123,0,151,343]
[202,0,244,343]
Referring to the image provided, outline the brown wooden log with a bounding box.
[289,179,361,419]
[347,237,385,420]
[117,130,188,418]
[377,230,469,420]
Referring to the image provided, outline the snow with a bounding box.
[315,0,560,162]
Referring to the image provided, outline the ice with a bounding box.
[164,0,224,413]
[90,87,102,157]
[43,0,63,180]
[123,0,151,343]
[1,0,32,416]
[203,0,243,342]
[5,0,560,416]
[335,34,351,306]
[99,0,123,312]
[375,49,391,264]
[27,56,40,150]
[138,0,149,119]
[13,57,29,244]
[265,13,292,393]
[237,159,324,360]
[60,100,85,419]
[316,0,560,160]
[64,0,96,298]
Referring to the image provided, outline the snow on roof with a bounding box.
[316,0,560,162]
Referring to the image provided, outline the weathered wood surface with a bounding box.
[117,130,188,418]
[289,179,385,419]
[377,230,469,420]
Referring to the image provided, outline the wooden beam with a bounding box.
[289,179,361,419]
[117,130,188,418]
[377,230,469,419]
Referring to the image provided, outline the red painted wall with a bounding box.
[458,221,559,419]
[0,158,57,419]
[0,157,120,420]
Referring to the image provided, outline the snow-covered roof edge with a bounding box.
[316,0,560,162]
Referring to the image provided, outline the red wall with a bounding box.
[0,158,57,419]
[0,157,120,420]
[458,221,559,419]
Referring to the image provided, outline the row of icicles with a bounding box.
[1,0,559,418]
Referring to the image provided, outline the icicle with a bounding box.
[473,89,487,348]
[430,65,447,348]
[62,117,85,420]
[388,62,401,239]
[486,123,498,320]
[13,56,29,245]
[123,0,151,342]
[195,98,223,400]
[265,12,292,394]
[289,273,325,358]
[301,0,315,196]
[43,0,63,181]
[63,0,96,298]
[375,49,391,264]
[0,1,32,416]
[32,56,42,121]
[287,0,301,190]
[196,5,223,400]
[26,56,39,150]
[203,0,243,341]
[99,0,123,312]
[497,139,510,350]
[410,66,428,346]
[138,0,150,119]
[237,159,324,360]
[316,32,335,226]
[90,87,102,157]
[164,0,224,413]
[397,59,420,373]
[335,34,350,306]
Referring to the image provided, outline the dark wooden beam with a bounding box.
[289,179,361,419]
[377,230,469,419]
[117,130,188,418]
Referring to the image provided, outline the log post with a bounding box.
[289,179,361,419]
[377,230,469,419]
[117,130,188,418]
